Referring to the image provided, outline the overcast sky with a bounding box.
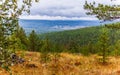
[20,0,120,20]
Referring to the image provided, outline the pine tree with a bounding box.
[0,0,39,49]
[84,0,119,63]
[28,30,41,51]
[15,26,28,49]
[0,0,39,71]
[98,28,110,64]
[40,37,52,63]
[68,39,79,53]
[84,1,120,21]
[41,37,52,52]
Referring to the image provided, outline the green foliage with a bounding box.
[98,27,110,64]
[7,26,28,51]
[7,22,118,57]
[40,53,51,63]
[0,48,15,75]
[113,40,120,56]
[0,0,39,49]
[0,0,39,72]
[41,26,101,54]
[38,23,120,56]
[28,30,41,51]
[7,34,23,52]
[0,48,13,66]
[14,26,28,50]
[41,37,52,53]
[40,37,52,63]
[105,22,120,29]
[84,1,120,21]
[67,39,80,53]
[84,1,120,58]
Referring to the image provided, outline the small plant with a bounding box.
[52,53,60,64]
[40,53,51,63]
[0,47,12,66]
[40,37,51,63]
[0,47,13,74]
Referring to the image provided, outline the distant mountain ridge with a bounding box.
[19,19,102,34]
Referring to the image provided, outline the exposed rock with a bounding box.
[11,53,25,64]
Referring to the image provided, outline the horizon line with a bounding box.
[19,15,98,21]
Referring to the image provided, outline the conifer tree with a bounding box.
[68,39,79,53]
[15,26,28,49]
[0,0,39,71]
[98,28,110,64]
[28,30,41,51]
[84,0,119,63]
[0,0,39,49]
[84,1,120,21]
[40,37,51,63]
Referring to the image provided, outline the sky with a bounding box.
[19,0,120,20]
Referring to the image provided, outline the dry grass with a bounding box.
[0,51,120,75]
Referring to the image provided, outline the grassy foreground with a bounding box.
[1,51,120,75]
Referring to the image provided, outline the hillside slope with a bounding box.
[1,52,120,75]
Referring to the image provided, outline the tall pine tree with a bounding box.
[15,26,28,49]
[28,30,41,51]
[0,0,39,71]
[98,28,110,64]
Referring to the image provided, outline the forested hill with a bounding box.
[40,26,102,54]
[41,26,101,46]
[11,22,120,55]
[40,22,120,55]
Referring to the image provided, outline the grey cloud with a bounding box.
[26,0,119,18]
[30,0,84,17]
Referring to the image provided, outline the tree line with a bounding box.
[8,22,120,56]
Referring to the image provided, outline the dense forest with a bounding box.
[8,22,120,57]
